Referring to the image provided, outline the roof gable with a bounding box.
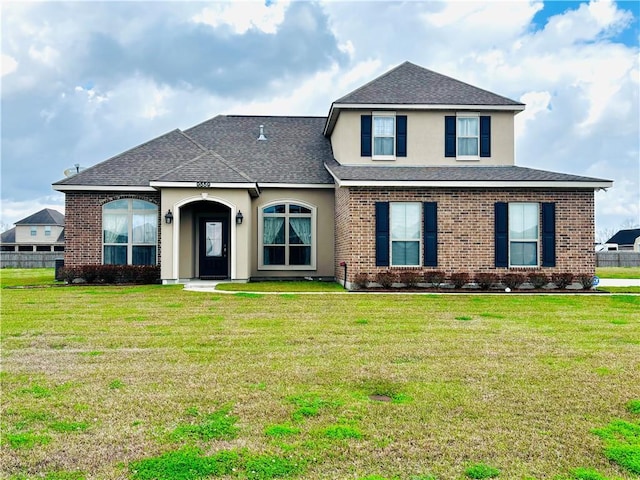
[15,208,64,226]
[334,61,524,107]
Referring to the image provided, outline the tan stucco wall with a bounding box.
[15,225,64,243]
[250,188,335,279]
[160,188,253,281]
[330,110,516,166]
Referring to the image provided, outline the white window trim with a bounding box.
[258,200,317,271]
[456,112,480,161]
[372,112,396,161]
[389,202,422,267]
[30,227,37,236]
[44,226,52,236]
[102,199,158,265]
[508,202,540,268]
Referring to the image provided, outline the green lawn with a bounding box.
[1,270,639,480]
[596,267,640,279]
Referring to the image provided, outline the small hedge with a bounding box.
[60,265,160,285]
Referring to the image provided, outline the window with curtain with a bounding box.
[390,202,421,266]
[457,116,479,157]
[509,203,539,267]
[103,199,158,265]
[373,114,395,157]
[260,202,315,269]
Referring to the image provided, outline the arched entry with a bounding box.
[169,195,239,281]
[196,204,230,279]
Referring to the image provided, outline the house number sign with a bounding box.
[196,182,211,188]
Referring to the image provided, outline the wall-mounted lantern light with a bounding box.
[235,210,244,225]
[164,210,174,224]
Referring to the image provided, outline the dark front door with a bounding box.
[199,217,229,279]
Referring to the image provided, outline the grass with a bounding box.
[1,269,640,479]
[596,267,640,279]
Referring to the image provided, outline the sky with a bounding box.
[1,0,639,241]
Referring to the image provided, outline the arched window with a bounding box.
[103,199,158,265]
[259,201,316,270]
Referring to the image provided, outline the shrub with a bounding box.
[58,267,79,284]
[527,272,549,289]
[375,271,397,289]
[502,273,525,290]
[475,272,499,290]
[450,272,469,289]
[423,270,446,288]
[399,271,422,288]
[353,272,369,289]
[61,265,160,285]
[576,273,595,289]
[79,265,99,283]
[552,272,574,289]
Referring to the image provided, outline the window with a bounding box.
[259,202,315,269]
[509,203,539,267]
[30,227,37,236]
[445,115,491,158]
[390,203,421,266]
[376,202,437,267]
[44,226,52,236]
[457,115,479,158]
[373,114,395,158]
[103,199,158,265]
[361,114,407,158]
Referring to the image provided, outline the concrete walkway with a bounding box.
[596,278,640,287]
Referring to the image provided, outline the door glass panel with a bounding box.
[205,222,222,257]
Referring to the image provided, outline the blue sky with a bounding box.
[1,0,639,240]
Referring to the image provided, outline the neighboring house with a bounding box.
[606,228,640,251]
[0,208,65,268]
[52,61,612,287]
[0,208,65,253]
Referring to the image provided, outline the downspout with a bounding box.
[339,261,347,290]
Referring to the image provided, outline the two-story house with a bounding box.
[53,61,612,287]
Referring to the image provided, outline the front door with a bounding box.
[199,217,229,279]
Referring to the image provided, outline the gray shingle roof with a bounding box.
[15,208,65,225]
[324,158,612,184]
[1,227,16,243]
[184,116,334,184]
[153,151,254,184]
[333,61,524,107]
[606,228,640,245]
[53,130,207,187]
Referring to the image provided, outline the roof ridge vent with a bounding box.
[257,125,267,141]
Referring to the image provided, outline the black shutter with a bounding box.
[495,202,508,268]
[480,116,491,157]
[541,202,556,267]
[396,115,407,157]
[361,115,372,157]
[375,202,390,266]
[424,202,437,267]
[445,116,456,157]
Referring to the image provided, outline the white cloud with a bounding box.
[192,1,289,35]
[27,44,59,67]
[1,54,18,76]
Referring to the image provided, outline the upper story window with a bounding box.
[259,201,316,270]
[445,114,491,160]
[373,114,395,159]
[30,227,37,236]
[44,226,52,236]
[361,114,407,159]
[103,199,158,265]
[457,115,479,158]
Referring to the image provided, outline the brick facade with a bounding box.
[334,186,595,286]
[64,191,161,268]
